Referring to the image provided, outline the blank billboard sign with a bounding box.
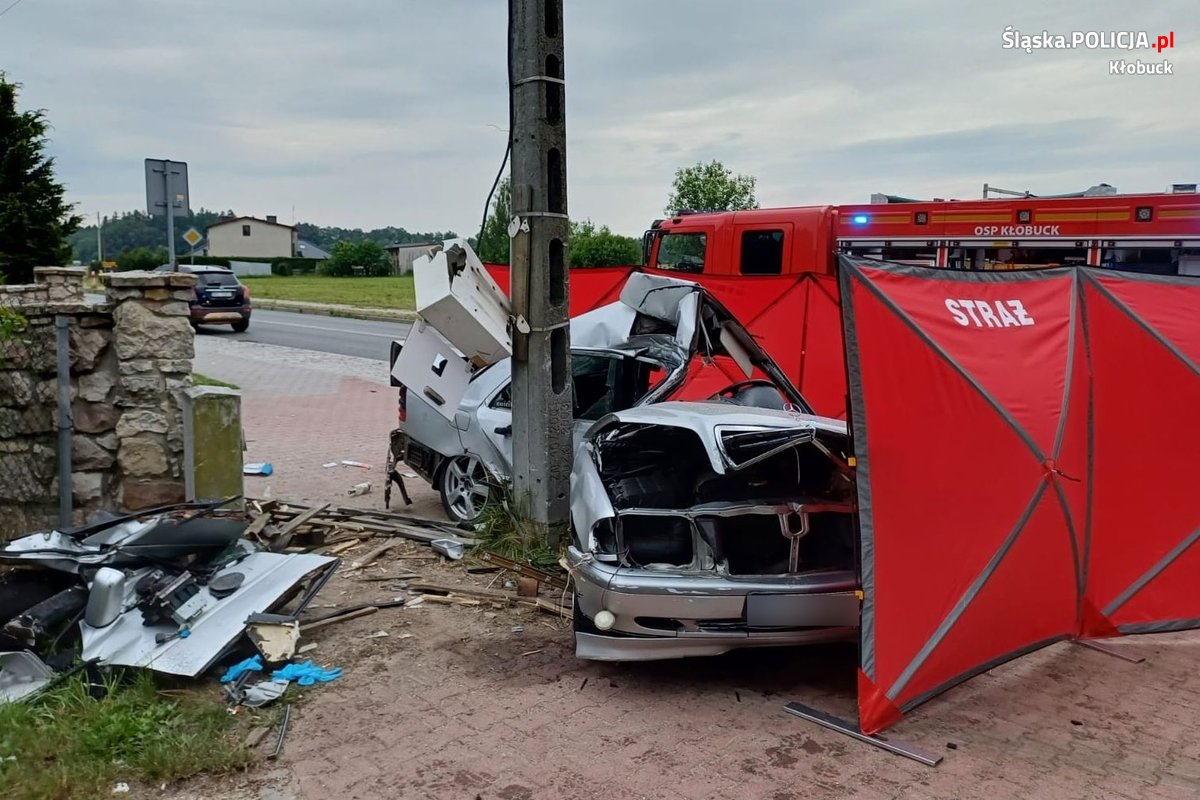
[145,159,190,218]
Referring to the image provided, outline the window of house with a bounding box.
[242,224,251,237]
[740,230,784,275]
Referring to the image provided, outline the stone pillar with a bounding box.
[103,271,197,510]
[183,386,244,505]
[34,267,86,305]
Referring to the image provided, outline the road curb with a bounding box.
[252,298,418,323]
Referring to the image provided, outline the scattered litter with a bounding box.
[365,630,389,639]
[402,472,418,479]
[245,614,301,663]
[579,678,589,691]
[511,625,524,634]
[322,462,339,468]
[431,539,466,560]
[272,660,342,686]
[298,643,319,654]
[0,651,55,704]
[220,656,264,684]
[268,704,292,760]
[395,633,414,640]
[946,742,958,750]
[348,481,372,497]
[735,691,741,703]
[341,460,372,469]
[243,463,274,476]
[516,577,539,597]
[406,596,425,608]
[521,649,542,657]
[112,782,130,794]
[242,679,289,708]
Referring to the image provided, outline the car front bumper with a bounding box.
[566,545,860,661]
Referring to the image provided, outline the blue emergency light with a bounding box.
[852,214,869,225]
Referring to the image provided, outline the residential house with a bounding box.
[206,216,298,259]
[386,242,439,275]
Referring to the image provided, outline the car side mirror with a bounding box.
[494,424,513,436]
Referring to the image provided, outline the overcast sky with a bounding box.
[1,1,1195,236]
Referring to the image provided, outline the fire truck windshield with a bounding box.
[655,232,707,273]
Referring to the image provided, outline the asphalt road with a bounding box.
[197,308,410,361]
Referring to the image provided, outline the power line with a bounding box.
[0,0,27,19]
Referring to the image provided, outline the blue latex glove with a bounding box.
[219,655,263,684]
[271,659,343,686]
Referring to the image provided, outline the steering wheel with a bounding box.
[713,379,776,400]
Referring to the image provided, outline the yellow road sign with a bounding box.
[182,227,202,247]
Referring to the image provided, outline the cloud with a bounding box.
[1,0,1196,235]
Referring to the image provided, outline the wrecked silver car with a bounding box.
[567,401,860,661]
[391,272,811,523]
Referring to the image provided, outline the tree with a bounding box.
[320,239,391,277]
[569,220,641,267]
[665,160,759,215]
[476,177,511,264]
[0,73,81,283]
[116,246,168,272]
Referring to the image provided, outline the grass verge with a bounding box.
[0,670,253,800]
[471,488,564,572]
[193,373,239,390]
[241,275,415,310]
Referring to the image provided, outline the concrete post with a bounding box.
[509,0,572,540]
[182,386,244,505]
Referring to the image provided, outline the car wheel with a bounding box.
[231,319,249,333]
[438,454,491,524]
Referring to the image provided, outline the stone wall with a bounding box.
[0,268,199,539]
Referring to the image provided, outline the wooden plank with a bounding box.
[300,606,378,633]
[244,513,272,539]
[274,503,331,538]
[351,541,397,569]
[324,538,363,556]
[535,598,571,618]
[420,594,481,607]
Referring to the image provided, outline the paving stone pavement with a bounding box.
[193,333,443,517]
[193,333,1200,800]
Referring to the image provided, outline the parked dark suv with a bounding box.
[154,265,252,332]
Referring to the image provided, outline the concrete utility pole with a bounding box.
[508,0,572,541]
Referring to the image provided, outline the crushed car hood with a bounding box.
[586,401,847,475]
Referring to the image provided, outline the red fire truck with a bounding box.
[644,185,1200,278]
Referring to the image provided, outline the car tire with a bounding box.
[437,454,491,524]
[231,319,250,333]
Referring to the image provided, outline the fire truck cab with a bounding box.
[644,206,839,276]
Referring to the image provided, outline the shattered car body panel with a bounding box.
[80,545,336,677]
[568,401,860,661]
[393,272,811,518]
[0,512,246,574]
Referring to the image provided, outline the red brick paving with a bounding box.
[195,335,1200,800]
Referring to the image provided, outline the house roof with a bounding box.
[385,241,439,251]
[296,239,331,260]
[206,215,296,232]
